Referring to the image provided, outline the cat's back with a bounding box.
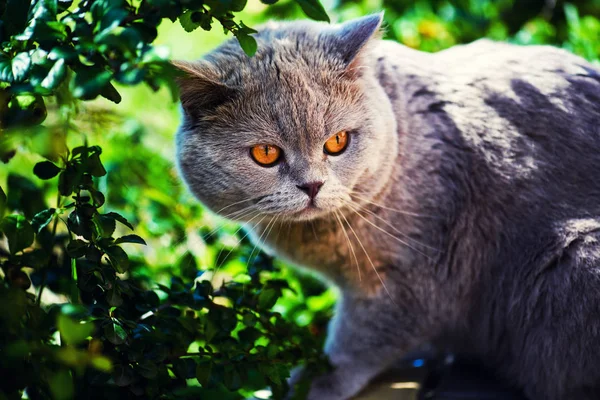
[375,39,600,202]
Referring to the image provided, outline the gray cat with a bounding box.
[174,13,600,400]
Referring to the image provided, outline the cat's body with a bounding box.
[174,14,600,400]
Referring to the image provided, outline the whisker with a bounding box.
[244,216,276,274]
[201,206,258,240]
[213,195,263,215]
[345,201,438,257]
[350,191,438,218]
[334,210,361,282]
[338,211,396,304]
[346,206,433,261]
[211,213,267,286]
[212,211,262,271]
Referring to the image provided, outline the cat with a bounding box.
[173,13,600,400]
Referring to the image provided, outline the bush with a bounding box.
[0,1,332,399]
[0,0,598,399]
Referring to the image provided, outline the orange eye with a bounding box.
[324,130,349,155]
[250,144,282,167]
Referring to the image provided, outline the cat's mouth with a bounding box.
[290,203,327,221]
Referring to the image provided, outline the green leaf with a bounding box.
[104,320,127,345]
[58,314,94,345]
[66,239,87,258]
[136,360,158,379]
[0,52,32,83]
[41,58,67,90]
[48,369,74,400]
[87,153,107,177]
[90,355,112,372]
[258,288,278,310]
[176,251,197,281]
[0,215,34,254]
[179,10,201,33]
[196,360,213,386]
[71,68,112,100]
[100,82,122,104]
[106,288,123,307]
[236,33,257,57]
[294,0,329,22]
[104,212,134,230]
[112,364,134,386]
[106,245,129,273]
[33,161,61,179]
[114,234,146,245]
[93,214,116,238]
[0,186,6,216]
[31,208,55,233]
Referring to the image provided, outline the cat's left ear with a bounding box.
[171,60,238,119]
[332,13,384,76]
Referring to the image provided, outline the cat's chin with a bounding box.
[287,205,332,222]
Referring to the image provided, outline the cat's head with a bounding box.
[174,14,397,222]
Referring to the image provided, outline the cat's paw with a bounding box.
[303,370,365,400]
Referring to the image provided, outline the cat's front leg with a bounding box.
[302,292,419,400]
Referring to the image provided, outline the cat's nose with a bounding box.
[296,181,324,200]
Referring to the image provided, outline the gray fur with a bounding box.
[174,14,600,400]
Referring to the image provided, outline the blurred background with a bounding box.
[0,0,598,398]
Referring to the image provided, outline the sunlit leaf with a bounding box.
[31,208,55,233]
[58,314,95,345]
[48,369,74,400]
[236,33,257,57]
[294,0,329,22]
[104,320,127,345]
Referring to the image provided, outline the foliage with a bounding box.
[0,0,333,399]
[0,0,599,400]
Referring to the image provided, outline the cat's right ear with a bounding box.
[171,60,237,118]
[332,13,384,78]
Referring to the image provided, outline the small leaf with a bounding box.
[94,214,116,238]
[106,288,123,307]
[58,314,94,345]
[294,0,330,22]
[112,364,134,386]
[176,251,197,281]
[100,82,121,104]
[106,245,129,273]
[0,215,34,254]
[0,52,32,83]
[179,10,201,32]
[0,186,6,216]
[41,58,67,90]
[196,360,212,386]
[90,355,112,372]
[86,153,107,177]
[31,208,55,233]
[258,288,279,310]
[71,68,111,100]
[114,234,146,245]
[104,320,127,345]
[33,161,61,179]
[48,369,74,400]
[66,239,87,258]
[104,212,133,230]
[236,33,257,57]
[137,360,158,379]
